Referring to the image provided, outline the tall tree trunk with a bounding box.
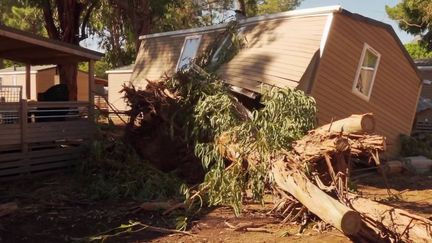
[237,0,247,15]
[110,0,152,51]
[131,0,151,51]
[237,0,258,17]
[57,0,82,101]
[58,64,78,100]
[41,0,87,101]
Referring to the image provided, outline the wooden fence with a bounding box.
[0,100,93,179]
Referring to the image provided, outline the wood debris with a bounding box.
[271,114,431,242]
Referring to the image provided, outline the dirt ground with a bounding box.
[1,172,431,243]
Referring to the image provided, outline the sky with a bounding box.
[298,0,413,44]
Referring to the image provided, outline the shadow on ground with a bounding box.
[0,174,209,243]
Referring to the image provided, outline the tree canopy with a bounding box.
[404,43,432,59]
[239,0,302,16]
[0,0,303,73]
[386,0,432,49]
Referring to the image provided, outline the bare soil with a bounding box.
[1,172,431,243]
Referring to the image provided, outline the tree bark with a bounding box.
[58,63,78,100]
[237,0,247,15]
[317,113,375,134]
[110,0,152,51]
[40,0,94,101]
[273,160,362,235]
[348,195,432,242]
[273,161,432,241]
[271,115,431,241]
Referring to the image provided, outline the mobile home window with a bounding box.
[176,35,202,71]
[352,44,381,100]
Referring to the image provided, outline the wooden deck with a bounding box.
[0,100,93,179]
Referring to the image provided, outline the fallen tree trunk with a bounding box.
[273,159,432,241]
[270,114,431,241]
[349,195,432,242]
[317,113,375,134]
[273,160,362,235]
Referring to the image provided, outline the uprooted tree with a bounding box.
[123,72,432,241]
[120,23,432,242]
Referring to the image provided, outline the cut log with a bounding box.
[317,113,375,134]
[349,195,432,242]
[272,160,362,235]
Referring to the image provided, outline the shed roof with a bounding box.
[0,65,56,73]
[106,64,135,74]
[415,59,432,67]
[0,64,108,86]
[0,25,103,65]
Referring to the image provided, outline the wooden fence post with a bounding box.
[25,64,31,99]
[88,60,95,123]
[20,99,29,174]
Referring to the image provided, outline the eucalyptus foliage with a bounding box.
[123,20,316,214]
[127,21,318,214]
[163,69,316,214]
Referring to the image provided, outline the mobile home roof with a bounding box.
[139,5,342,40]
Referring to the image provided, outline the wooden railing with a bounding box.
[0,100,92,146]
[0,102,20,124]
[0,100,94,179]
[413,121,432,133]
